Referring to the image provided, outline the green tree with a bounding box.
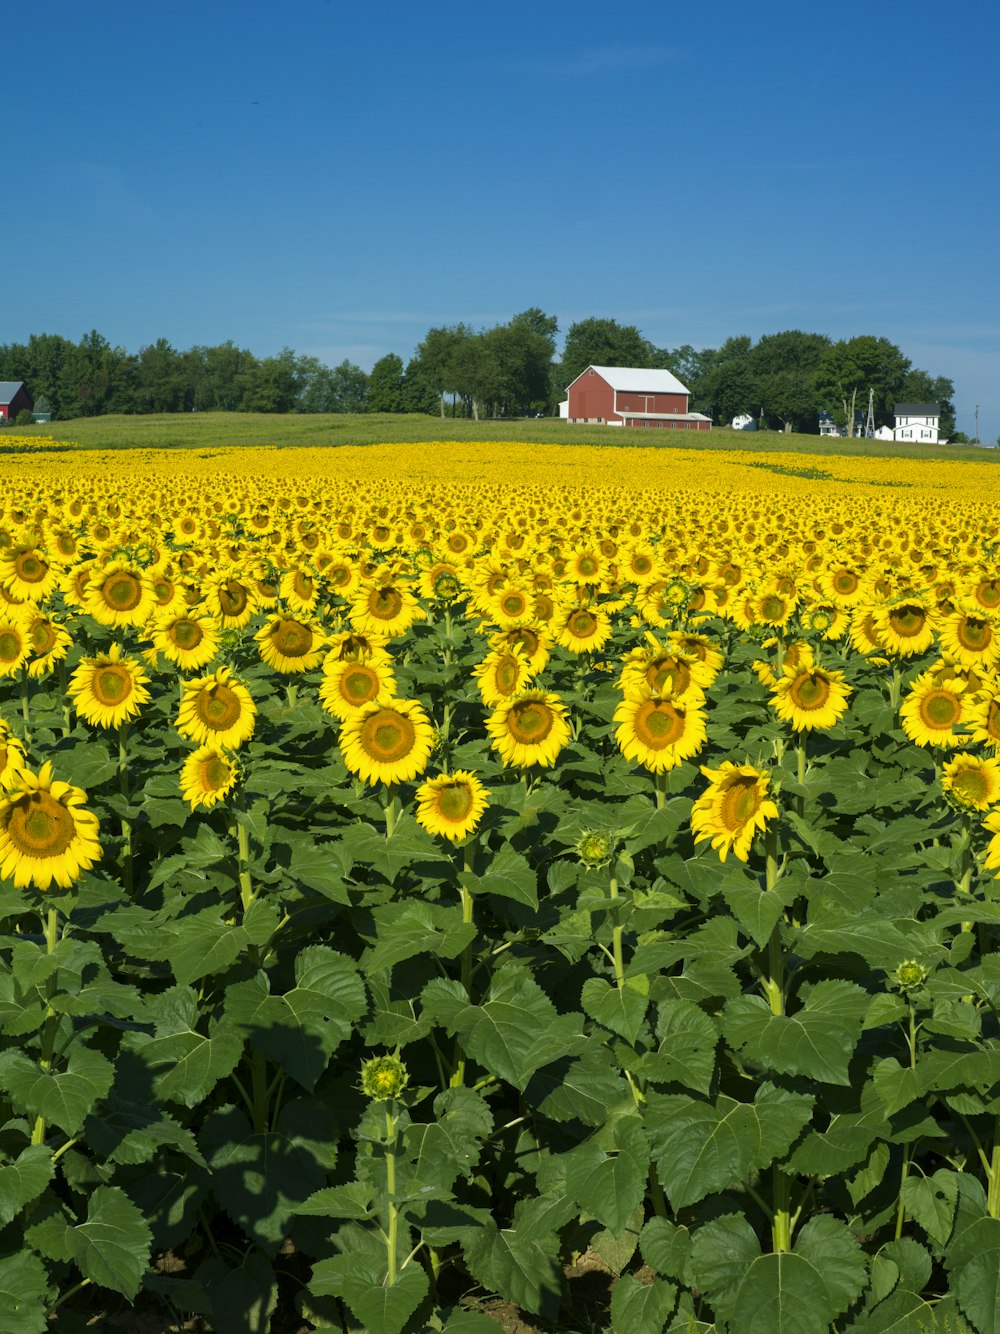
[898,368,957,439]
[413,325,474,417]
[326,360,369,413]
[367,354,406,413]
[134,339,188,413]
[558,317,652,393]
[400,357,439,415]
[751,331,830,432]
[816,336,910,435]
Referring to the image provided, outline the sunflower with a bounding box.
[0,612,32,678]
[0,544,60,603]
[0,723,27,787]
[280,567,321,615]
[204,574,257,630]
[151,611,220,672]
[939,607,1000,669]
[339,696,435,786]
[484,582,536,631]
[899,670,972,749]
[968,689,1000,754]
[83,561,157,629]
[618,637,711,701]
[25,614,72,680]
[553,603,614,655]
[770,662,852,732]
[691,762,779,863]
[0,762,102,890]
[613,689,707,773]
[489,623,550,676]
[319,657,397,720]
[941,753,1000,812]
[667,631,725,684]
[179,745,240,810]
[67,643,152,729]
[872,599,938,657]
[487,688,571,770]
[474,646,535,707]
[325,629,393,669]
[177,666,257,749]
[256,615,327,673]
[349,580,425,639]
[985,810,1000,876]
[415,771,490,842]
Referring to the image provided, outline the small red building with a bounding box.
[0,382,34,423]
[561,365,711,431]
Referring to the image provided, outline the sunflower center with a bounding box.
[369,587,403,620]
[920,690,961,729]
[568,610,599,640]
[293,572,314,599]
[976,581,1000,609]
[789,673,831,710]
[577,555,599,578]
[93,665,133,705]
[14,553,46,583]
[436,783,474,822]
[494,656,521,695]
[952,769,989,803]
[30,622,56,655]
[634,700,685,748]
[198,684,242,729]
[343,666,379,703]
[329,564,352,588]
[508,629,539,657]
[5,792,76,858]
[0,630,23,662]
[889,606,925,638]
[201,755,233,790]
[760,596,786,621]
[56,534,76,556]
[719,778,762,830]
[219,581,249,616]
[632,555,653,576]
[153,579,175,605]
[102,573,143,610]
[833,571,858,594]
[271,619,313,657]
[507,700,554,744]
[172,620,203,650]
[957,618,991,650]
[360,709,416,762]
[648,656,691,694]
[500,592,528,617]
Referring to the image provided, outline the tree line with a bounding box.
[0,317,958,437]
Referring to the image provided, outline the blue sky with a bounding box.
[6,0,998,440]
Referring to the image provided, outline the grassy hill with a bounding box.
[9,411,998,464]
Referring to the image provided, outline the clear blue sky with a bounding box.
[7,0,998,440]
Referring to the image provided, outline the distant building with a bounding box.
[732,413,756,431]
[31,396,52,424]
[0,382,33,423]
[894,403,940,444]
[873,425,894,441]
[562,366,712,431]
[818,410,839,437]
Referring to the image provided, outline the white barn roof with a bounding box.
[580,365,691,395]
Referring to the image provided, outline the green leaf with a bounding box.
[0,1044,114,1135]
[423,966,585,1091]
[638,999,719,1094]
[731,1252,832,1333]
[872,1057,925,1118]
[226,947,366,1091]
[72,1185,153,1299]
[363,902,476,977]
[311,1257,428,1334]
[128,986,244,1108]
[199,1253,278,1334]
[610,1274,677,1334]
[0,1250,49,1334]
[297,1182,374,1220]
[724,979,869,1085]
[124,1156,210,1251]
[281,831,352,903]
[689,1213,760,1322]
[0,1145,53,1225]
[200,1101,330,1255]
[900,1170,959,1247]
[165,911,247,986]
[580,976,648,1044]
[722,880,786,948]
[786,1092,888,1177]
[564,1118,649,1235]
[794,1215,867,1317]
[530,1047,631,1126]
[461,844,539,909]
[405,1087,493,1196]
[641,1217,692,1282]
[461,1222,560,1318]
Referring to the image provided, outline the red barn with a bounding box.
[561,365,711,431]
[0,382,34,423]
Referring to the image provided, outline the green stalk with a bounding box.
[895,998,920,1238]
[796,732,807,817]
[385,1103,398,1285]
[452,842,476,1088]
[609,873,626,989]
[956,814,974,933]
[59,658,72,737]
[888,663,902,710]
[31,906,61,1146]
[235,818,255,915]
[384,789,398,840]
[19,668,31,747]
[233,815,267,1130]
[761,826,790,1250]
[654,769,666,810]
[118,724,133,895]
[285,681,298,712]
[988,1117,1000,1219]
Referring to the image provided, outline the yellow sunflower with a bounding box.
[985,809,1000,876]
[614,689,707,773]
[349,580,425,639]
[83,561,157,629]
[339,696,435,786]
[487,689,571,770]
[489,623,550,676]
[280,567,321,616]
[176,666,257,749]
[179,745,240,810]
[151,611,220,672]
[256,615,327,673]
[204,573,257,630]
[319,657,398,720]
[474,646,535,707]
[0,723,28,787]
[0,762,102,890]
[941,753,1000,812]
[872,599,938,657]
[25,614,72,680]
[415,771,490,842]
[618,637,712,702]
[553,603,614,655]
[899,671,971,749]
[0,612,32,678]
[0,544,60,603]
[67,644,152,729]
[968,689,1000,754]
[690,762,779,863]
[325,630,393,669]
[939,607,1000,669]
[770,663,852,732]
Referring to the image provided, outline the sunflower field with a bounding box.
[2,438,1000,1333]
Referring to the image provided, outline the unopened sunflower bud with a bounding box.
[893,959,928,992]
[575,829,616,869]
[360,1054,409,1102]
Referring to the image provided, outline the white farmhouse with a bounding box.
[893,403,940,444]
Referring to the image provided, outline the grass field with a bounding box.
[8,410,999,464]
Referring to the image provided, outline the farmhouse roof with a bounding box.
[571,365,691,395]
[619,411,712,422]
[0,382,27,404]
[894,403,940,416]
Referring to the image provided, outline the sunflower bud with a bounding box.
[893,959,928,992]
[575,829,616,869]
[360,1054,409,1102]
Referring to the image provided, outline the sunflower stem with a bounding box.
[19,668,31,747]
[285,681,298,713]
[118,725,133,895]
[451,841,476,1087]
[609,874,626,989]
[795,733,807,817]
[888,663,902,710]
[988,1118,1000,1219]
[385,1103,399,1285]
[654,770,666,810]
[957,814,974,932]
[59,658,72,737]
[235,818,255,915]
[31,905,61,1146]
[384,789,398,840]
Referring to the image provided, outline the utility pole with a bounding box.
[975,405,980,444]
[864,387,875,438]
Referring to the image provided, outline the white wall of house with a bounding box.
[894,412,939,444]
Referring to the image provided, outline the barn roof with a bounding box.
[894,403,940,415]
[571,365,691,395]
[0,382,27,404]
